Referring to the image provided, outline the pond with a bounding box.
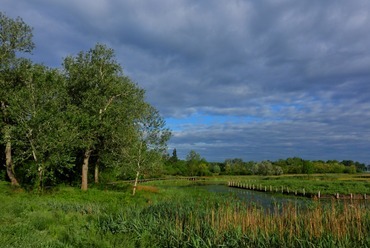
[201,184,311,211]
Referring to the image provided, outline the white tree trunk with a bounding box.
[132,171,140,195]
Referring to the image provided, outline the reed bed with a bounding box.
[98,194,370,247]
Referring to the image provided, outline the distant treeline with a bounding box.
[163,149,368,177]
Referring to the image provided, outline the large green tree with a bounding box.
[0,12,34,186]
[9,62,77,189]
[63,43,152,190]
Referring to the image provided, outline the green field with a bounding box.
[224,173,370,196]
[1,174,370,247]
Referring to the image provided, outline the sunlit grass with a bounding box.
[0,179,369,247]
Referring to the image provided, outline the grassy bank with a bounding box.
[0,176,369,247]
[222,173,370,196]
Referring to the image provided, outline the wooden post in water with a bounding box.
[270,185,272,192]
[281,186,284,193]
[303,188,305,196]
[264,186,267,192]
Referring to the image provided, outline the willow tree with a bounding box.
[9,62,77,189]
[63,43,148,190]
[0,12,34,186]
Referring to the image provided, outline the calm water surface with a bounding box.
[201,184,309,210]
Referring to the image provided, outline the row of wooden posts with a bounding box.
[228,181,368,200]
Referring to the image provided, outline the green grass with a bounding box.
[0,176,370,247]
[226,174,370,195]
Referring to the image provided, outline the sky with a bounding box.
[2,0,370,163]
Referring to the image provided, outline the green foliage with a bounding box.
[0,12,34,63]
[0,12,171,189]
[185,150,210,176]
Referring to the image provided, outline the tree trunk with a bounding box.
[81,149,91,191]
[94,164,99,184]
[4,127,20,187]
[132,171,140,195]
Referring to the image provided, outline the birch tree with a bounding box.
[123,105,171,195]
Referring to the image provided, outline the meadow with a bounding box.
[224,173,370,197]
[0,174,369,247]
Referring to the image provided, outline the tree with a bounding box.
[186,150,201,176]
[256,161,273,175]
[0,12,34,186]
[211,164,221,174]
[170,148,178,163]
[302,160,314,175]
[9,62,77,189]
[122,105,171,195]
[63,43,146,190]
[185,150,209,176]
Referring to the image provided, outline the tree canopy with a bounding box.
[0,12,171,190]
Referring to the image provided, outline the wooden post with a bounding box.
[364,194,367,200]
[336,193,339,199]
[318,191,321,199]
[264,186,267,192]
[281,186,284,193]
[303,188,305,196]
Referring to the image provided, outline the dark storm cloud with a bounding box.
[1,0,370,162]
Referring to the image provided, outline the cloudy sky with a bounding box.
[2,0,370,163]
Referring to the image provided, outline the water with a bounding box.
[202,184,309,211]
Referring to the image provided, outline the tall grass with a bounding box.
[1,180,369,247]
[97,190,370,247]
